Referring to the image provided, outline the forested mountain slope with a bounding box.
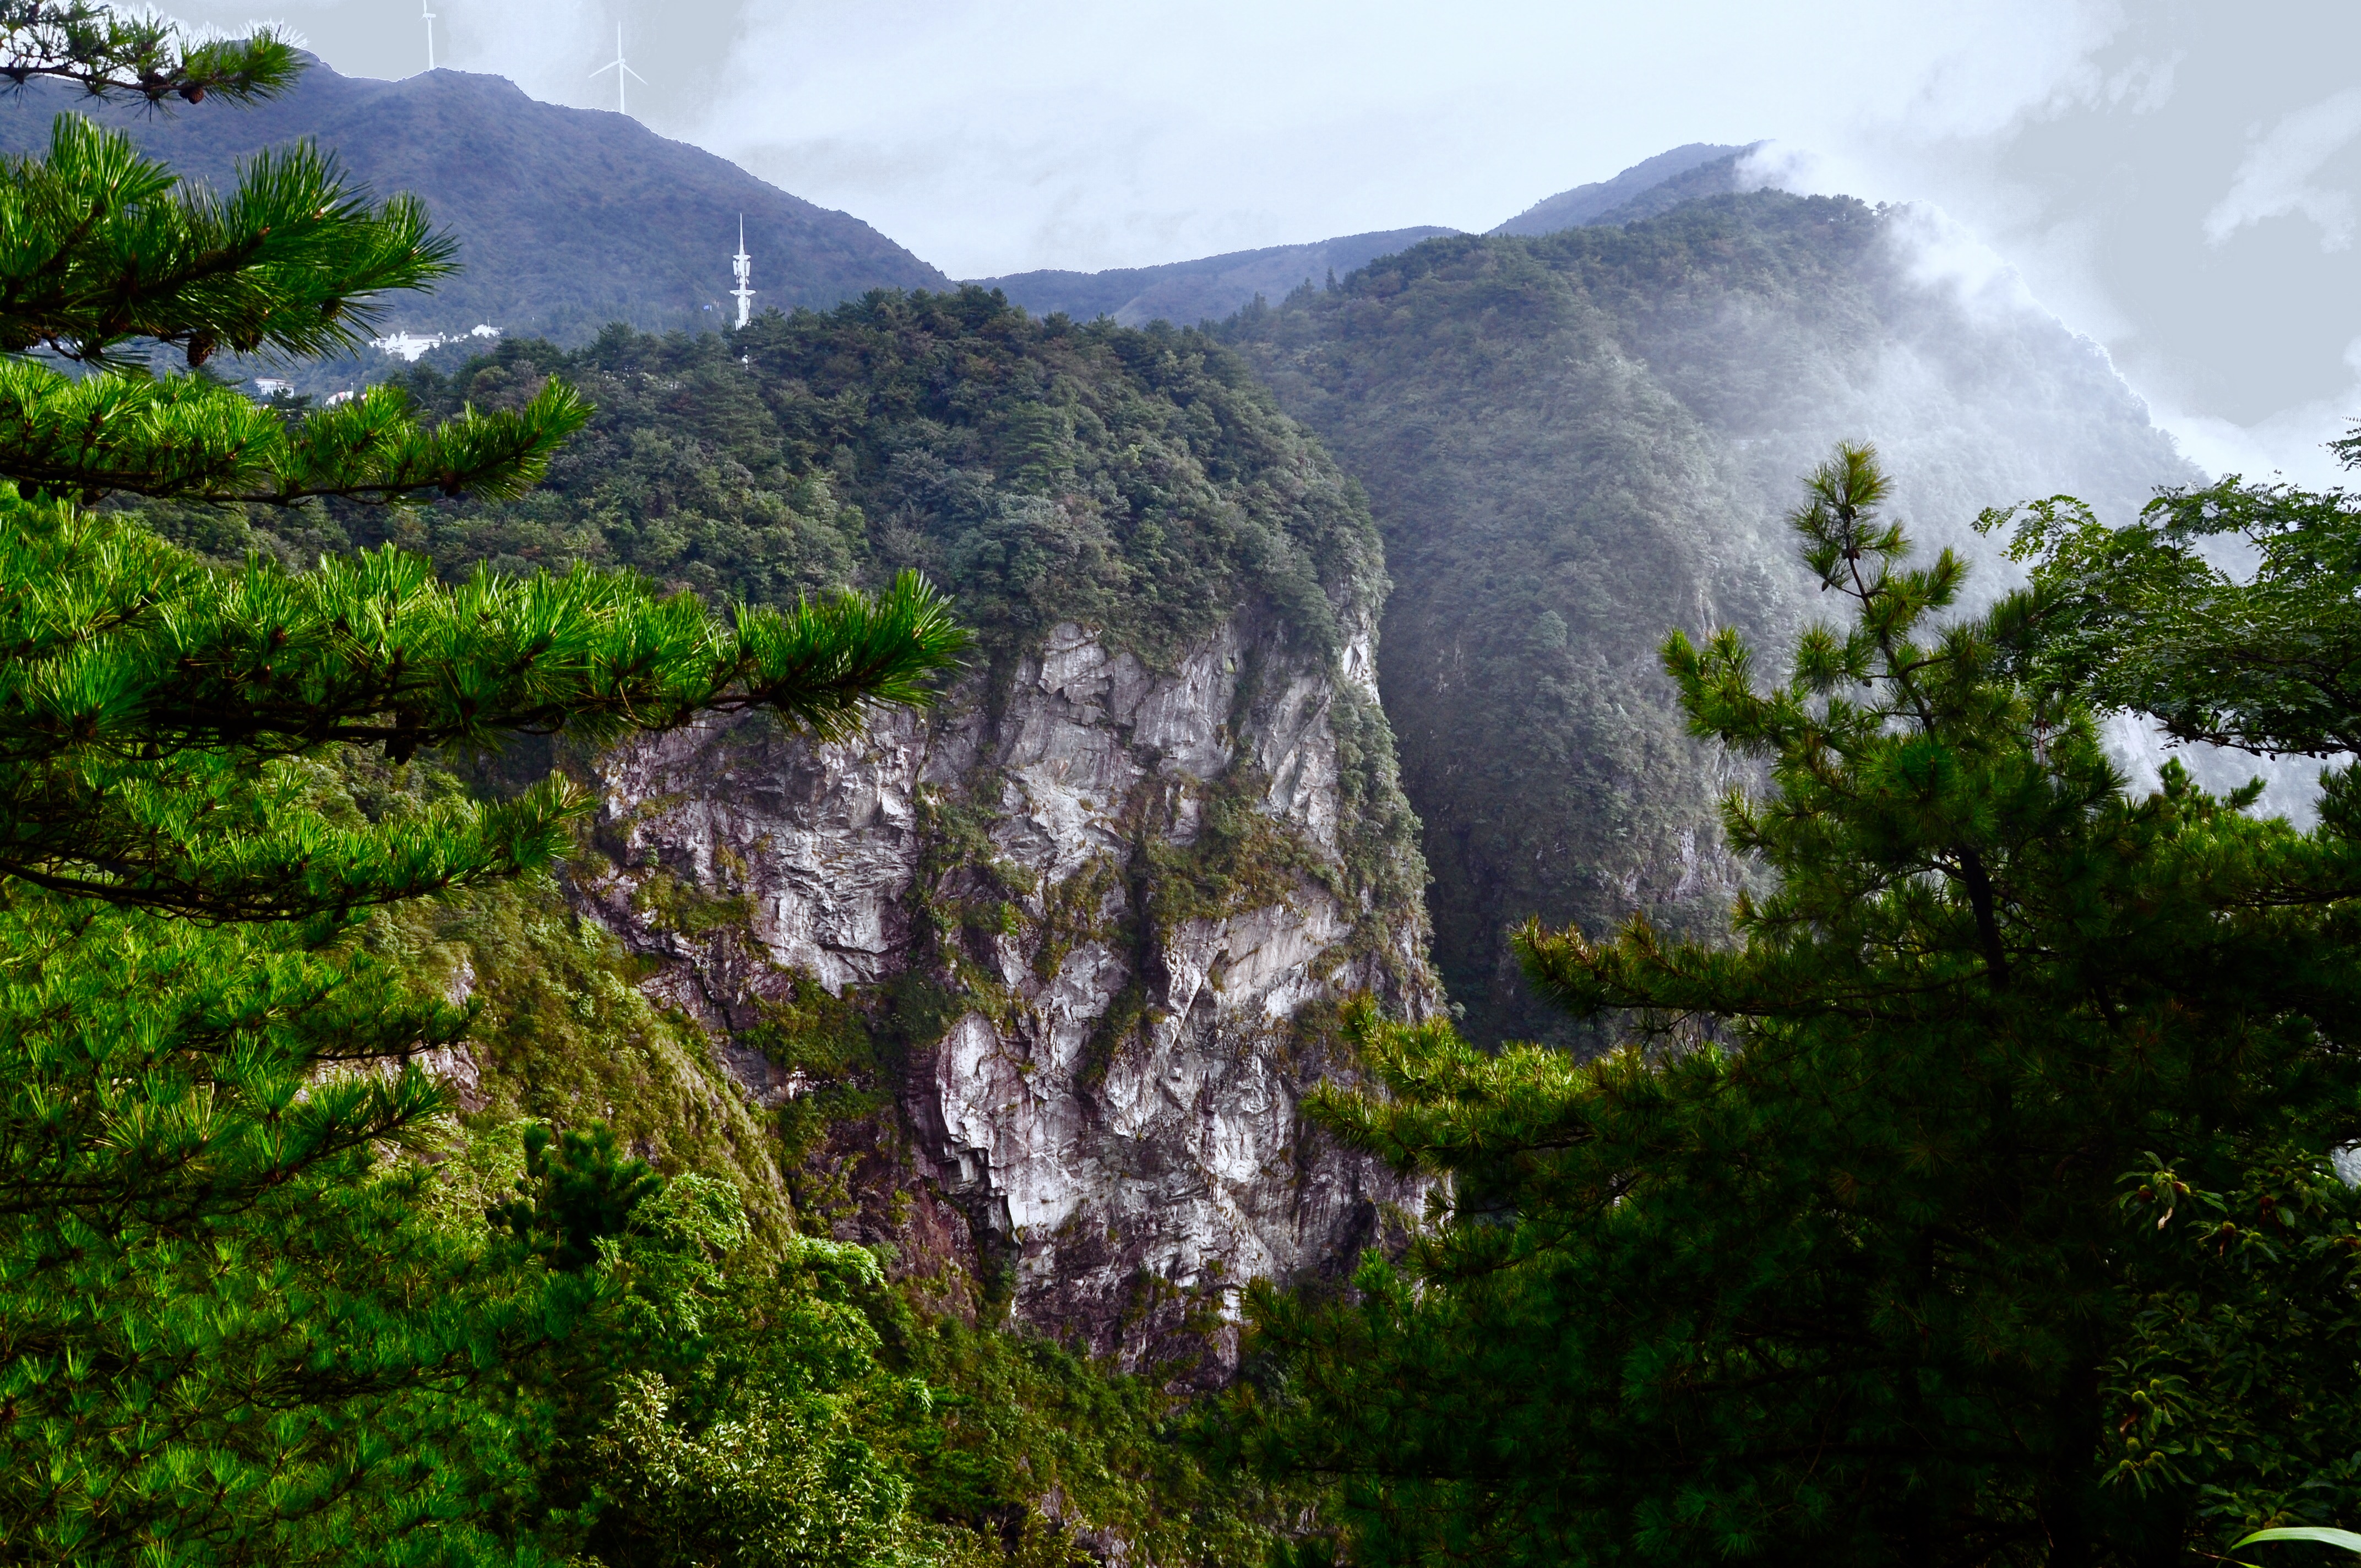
[175,290,1433,1409]
[1223,193,2199,1048]
[0,58,946,345]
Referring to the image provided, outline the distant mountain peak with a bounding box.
[1492,142,1764,237]
[977,226,1461,328]
[0,55,947,346]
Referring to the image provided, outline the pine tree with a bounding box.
[1225,446,2361,1565]
[0,12,965,1561]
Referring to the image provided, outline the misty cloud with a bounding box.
[2205,89,2361,252]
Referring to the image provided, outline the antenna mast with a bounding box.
[421,0,435,69]
[588,22,646,115]
[731,215,755,329]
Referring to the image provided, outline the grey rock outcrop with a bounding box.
[577,602,1434,1376]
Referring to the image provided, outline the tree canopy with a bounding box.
[1224,444,2361,1565]
[0,9,965,1561]
[1989,442,2361,759]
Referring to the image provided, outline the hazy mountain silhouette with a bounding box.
[980,145,1767,328]
[0,57,948,345]
[1223,194,2199,1049]
[1490,142,1757,236]
[978,227,1460,326]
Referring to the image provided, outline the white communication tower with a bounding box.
[589,22,645,115]
[421,0,435,69]
[730,215,755,329]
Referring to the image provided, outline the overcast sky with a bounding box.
[161,0,2361,483]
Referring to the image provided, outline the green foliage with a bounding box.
[1223,447,2361,1565]
[1222,192,2189,1050]
[0,107,596,506]
[881,1307,1284,1567]
[585,1367,917,1568]
[0,884,555,1565]
[1989,440,2361,758]
[493,1124,665,1273]
[753,976,894,1174]
[439,891,1288,1563]
[0,484,960,917]
[362,295,1386,669]
[1142,766,1335,934]
[4,110,447,371]
[0,24,967,1559]
[0,1,297,108]
[364,846,804,1243]
[2238,1527,2361,1562]
[494,1151,944,1568]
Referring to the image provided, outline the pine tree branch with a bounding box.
[0,2,297,106]
[0,362,590,505]
[0,116,455,368]
[0,493,968,917]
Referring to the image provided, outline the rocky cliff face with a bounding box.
[349,300,1438,1379]
[574,601,1432,1376]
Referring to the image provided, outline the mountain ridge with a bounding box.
[980,144,1770,329]
[1222,193,2200,1047]
[1490,141,1758,236]
[0,56,948,346]
[977,226,1460,327]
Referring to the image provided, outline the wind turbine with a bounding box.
[588,21,645,116]
[731,215,755,329]
[421,0,435,70]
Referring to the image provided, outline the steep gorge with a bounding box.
[1223,192,2200,1048]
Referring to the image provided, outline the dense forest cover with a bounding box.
[0,17,1347,1562]
[0,21,993,1563]
[184,285,1429,982]
[63,123,1416,1554]
[15,9,2361,1567]
[172,291,1388,674]
[1223,192,2193,1049]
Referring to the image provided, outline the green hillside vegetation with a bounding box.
[172,286,1429,946]
[356,834,1294,1567]
[0,29,995,1566]
[181,294,1387,668]
[1223,446,2361,1564]
[0,17,1303,1559]
[122,287,1425,1561]
[1223,192,2193,1048]
[30,9,2361,1564]
[164,286,1428,948]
